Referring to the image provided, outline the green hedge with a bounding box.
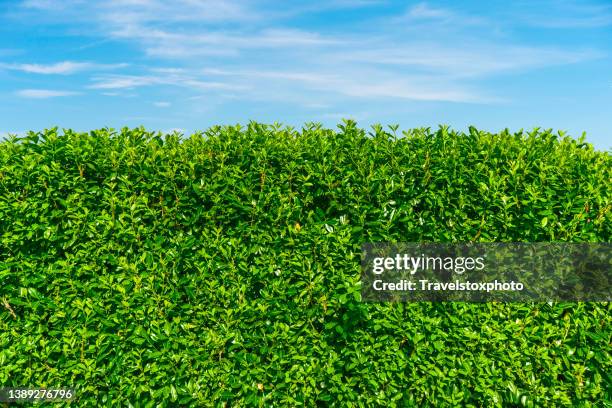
[0,122,610,406]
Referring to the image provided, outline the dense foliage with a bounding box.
[0,122,610,406]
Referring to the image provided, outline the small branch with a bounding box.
[2,297,17,319]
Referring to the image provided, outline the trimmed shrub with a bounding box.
[0,122,610,406]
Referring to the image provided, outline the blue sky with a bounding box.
[0,0,611,148]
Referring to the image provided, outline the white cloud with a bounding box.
[334,81,481,102]
[1,61,127,74]
[17,0,341,59]
[100,0,256,23]
[320,112,359,120]
[12,0,609,107]
[153,101,170,107]
[202,68,337,83]
[162,127,185,134]
[202,67,491,103]
[16,89,79,98]
[101,91,138,97]
[108,25,342,58]
[518,2,612,29]
[303,102,331,109]
[89,74,158,89]
[407,3,451,19]
[21,0,75,9]
[396,2,487,27]
[325,0,384,7]
[88,72,248,91]
[20,0,255,22]
[20,61,91,74]
[333,43,602,78]
[535,16,612,28]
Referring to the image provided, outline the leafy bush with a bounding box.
[0,122,610,406]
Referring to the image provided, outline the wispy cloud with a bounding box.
[20,0,256,22]
[88,72,247,91]
[333,43,602,78]
[201,67,492,103]
[327,0,384,7]
[1,60,127,74]
[21,0,72,9]
[153,101,170,107]
[332,81,487,102]
[16,89,79,98]
[535,15,612,28]
[407,3,451,19]
[99,0,257,24]
[267,0,386,17]
[320,112,360,120]
[88,74,158,89]
[398,2,486,26]
[109,25,342,58]
[510,0,612,29]
[202,68,337,83]
[6,0,611,112]
[161,127,185,134]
